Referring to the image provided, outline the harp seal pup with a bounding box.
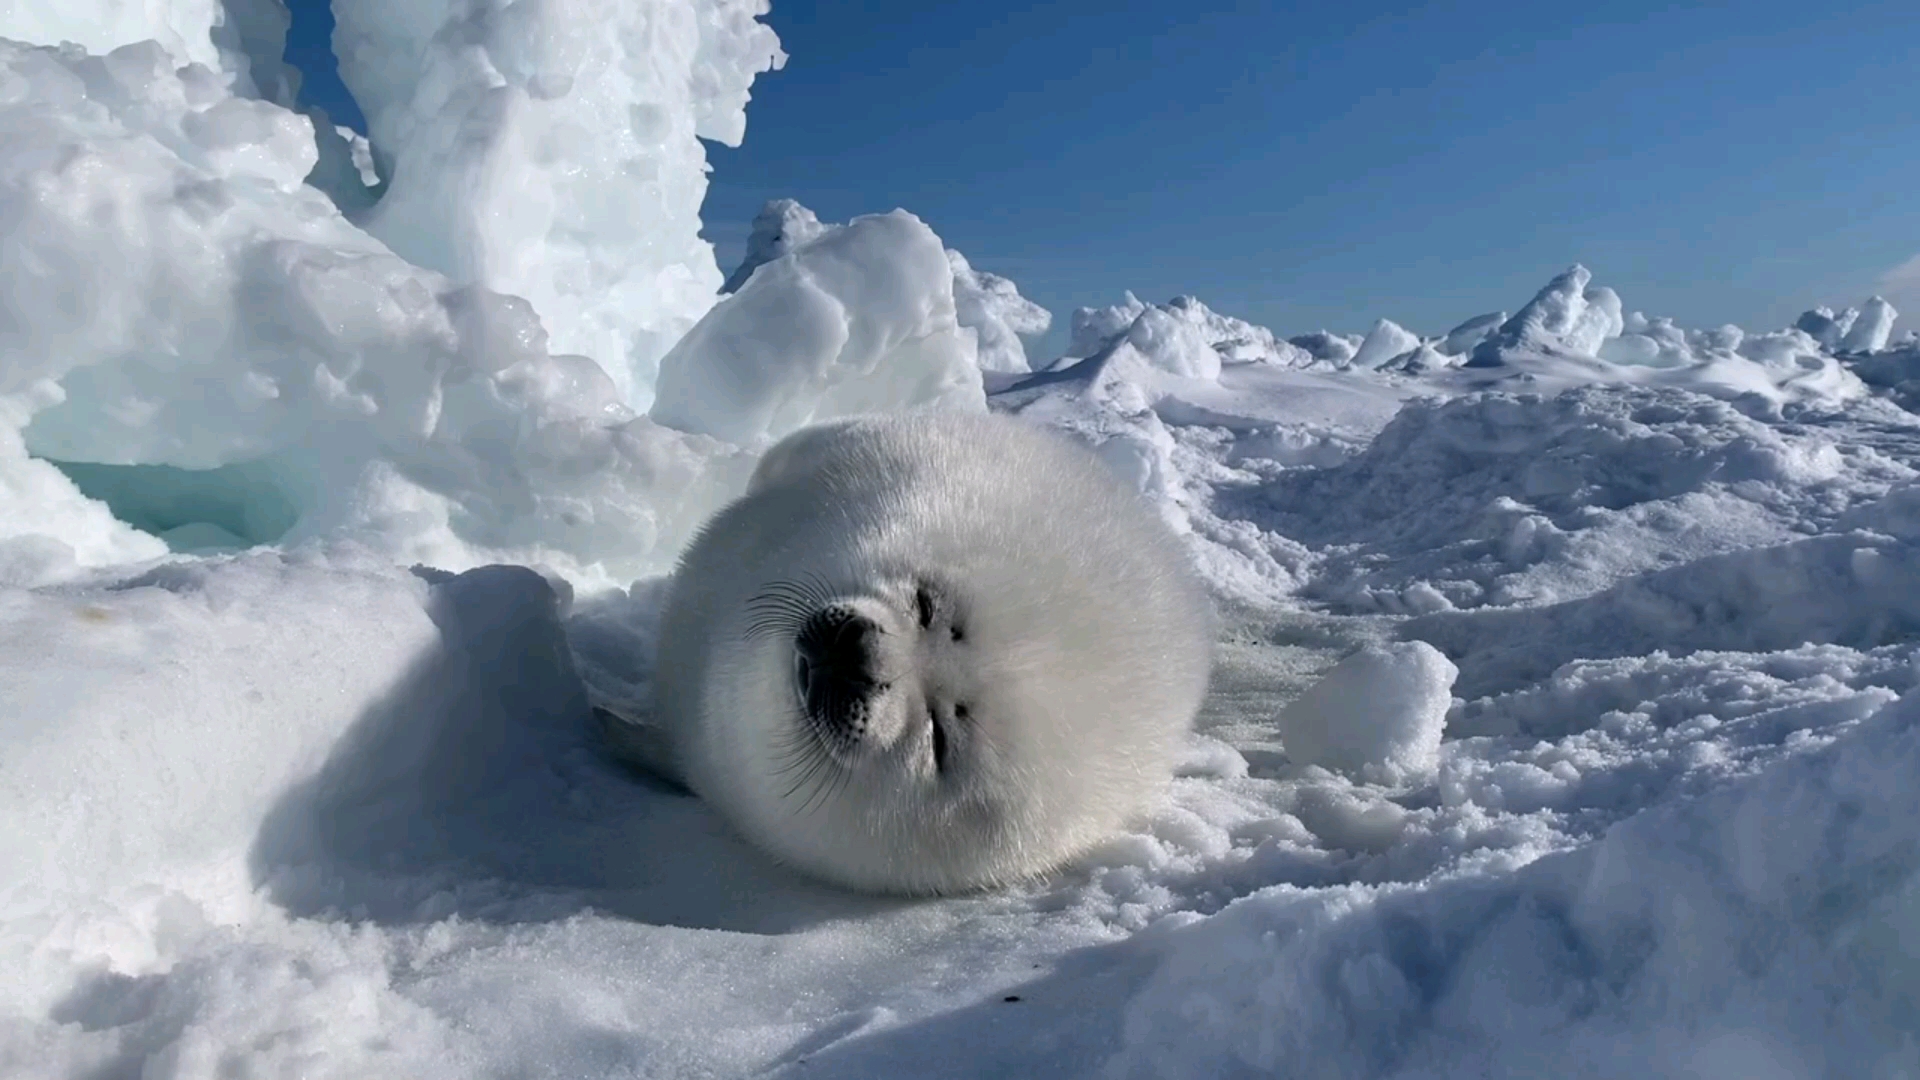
[611,411,1213,896]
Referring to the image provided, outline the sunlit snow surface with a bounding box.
[3,2,1919,1076]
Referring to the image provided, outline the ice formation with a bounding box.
[1055,292,1315,385]
[333,0,785,407]
[4,0,1920,1074]
[1349,317,1422,369]
[649,209,986,445]
[948,249,1052,373]
[1468,263,1624,365]
[717,199,1052,374]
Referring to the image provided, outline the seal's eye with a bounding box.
[950,625,965,643]
[929,708,949,773]
[914,586,935,629]
[953,703,969,720]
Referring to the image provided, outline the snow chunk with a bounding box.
[333,0,786,407]
[1351,318,1422,369]
[1277,642,1457,786]
[649,210,986,445]
[1469,264,1624,365]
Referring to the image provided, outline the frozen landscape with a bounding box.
[2,0,1918,1077]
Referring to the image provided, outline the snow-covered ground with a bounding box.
[3,2,1918,1077]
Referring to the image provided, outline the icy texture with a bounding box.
[1796,304,1859,349]
[1469,263,1624,365]
[717,199,1052,374]
[1349,317,1421,369]
[1287,330,1363,366]
[650,210,986,445]
[1438,311,1505,356]
[0,0,225,71]
[1258,385,1906,614]
[718,197,828,294]
[1842,295,1899,353]
[1109,682,1920,1079]
[948,249,1051,373]
[1276,642,1456,785]
[0,38,772,587]
[332,0,786,407]
[1059,293,1309,379]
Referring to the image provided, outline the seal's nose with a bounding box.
[795,608,880,727]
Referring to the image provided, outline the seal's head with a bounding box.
[653,412,1214,895]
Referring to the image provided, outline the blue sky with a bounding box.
[288,0,1919,357]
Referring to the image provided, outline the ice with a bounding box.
[1796,304,1859,349]
[4,0,1920,1073]
[1350,317,1421,369]
[1468,263,1624,365]
[332,0,785,408]
[1275,642,1457,786]
[718,200,1052,374]
[1438,311,1505,356]
[1842,295,1899,353]
[649,209,986,445]
[1059,293,1310,377]
[947,249,1052,373]
[718,197,829,294]
[1289,330,1364,366]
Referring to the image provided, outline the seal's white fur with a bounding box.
[643,412,1213,895]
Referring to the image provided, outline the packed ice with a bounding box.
[1,0,1916,1076]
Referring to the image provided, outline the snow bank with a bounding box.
[1108,680,1920,1079]
[649,210,986,445]
[1276,642,1456,786]
[1259,385,1909,613]
[333,0,785,407]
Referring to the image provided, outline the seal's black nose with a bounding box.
[795,608,880,727]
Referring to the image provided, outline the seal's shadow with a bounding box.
[249,564,897,933]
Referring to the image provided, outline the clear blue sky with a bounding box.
[287,0,1919,356]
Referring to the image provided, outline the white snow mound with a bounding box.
[1276,641,1457,786]
[649,209,987,446]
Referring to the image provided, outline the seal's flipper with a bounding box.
[594,704,691,794]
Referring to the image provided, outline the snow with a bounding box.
[1274,642,1457,786]
[649,208,986,446]
[3,1,1920,1076]
[1468,263,1624,365]
[332,0,784,409]
[1351,317,1423,370]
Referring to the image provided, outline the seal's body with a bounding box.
[632,411,1212,895]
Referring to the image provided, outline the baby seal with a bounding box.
[618,411,1213,895]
